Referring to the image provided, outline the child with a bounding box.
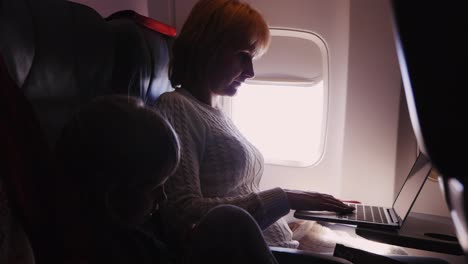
[55,95,278,264]
[55,95,179,263]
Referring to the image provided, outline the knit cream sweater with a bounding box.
[156,89,299,248]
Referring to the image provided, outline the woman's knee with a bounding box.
[193,205,263,240]
[207,205,251,218]
[202,205,257,227]
[189,205,272,262]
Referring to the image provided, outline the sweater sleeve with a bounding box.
[155,92,290,231]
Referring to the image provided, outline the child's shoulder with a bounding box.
[156,89,201,113]
[157,89,186,103]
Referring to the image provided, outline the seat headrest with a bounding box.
[106,11,175,105]
[106,10,177,37]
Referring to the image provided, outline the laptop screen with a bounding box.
[393,153,432,224]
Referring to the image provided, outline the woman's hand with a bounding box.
[285,189,355,213]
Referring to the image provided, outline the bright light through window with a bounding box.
[225,29,329,167]
[230,81,326,167]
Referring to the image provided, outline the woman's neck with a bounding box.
[183,84,220,108]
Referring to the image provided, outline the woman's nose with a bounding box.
[243,58,255,79]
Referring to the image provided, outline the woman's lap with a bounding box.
[186,205,277,264]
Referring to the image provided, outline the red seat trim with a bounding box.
[107,10,177,37]
[135,14,177,37]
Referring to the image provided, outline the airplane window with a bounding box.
[223,29,328,167]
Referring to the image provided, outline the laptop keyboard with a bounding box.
[345,203,388,224]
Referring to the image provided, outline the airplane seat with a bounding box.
[0,0,175,262]
[106,10,175,105]
[0,54,53,263]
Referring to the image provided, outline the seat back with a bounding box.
[106,10,175,104]
[0,54,52,263]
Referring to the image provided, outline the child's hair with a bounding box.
[56,95,180,223]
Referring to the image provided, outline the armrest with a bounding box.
[270,247,353,264]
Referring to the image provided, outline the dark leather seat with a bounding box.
[0,0,175,262]
[0,54,37,264]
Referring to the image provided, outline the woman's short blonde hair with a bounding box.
[169,0,270,88]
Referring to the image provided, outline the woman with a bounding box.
[156,0,353,250]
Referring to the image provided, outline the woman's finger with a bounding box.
[316,196,355,211]
[317,201,355,212]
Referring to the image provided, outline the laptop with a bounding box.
[294,152,432,230]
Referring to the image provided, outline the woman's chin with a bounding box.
[226,88,238,96]
[217,87,238,97]
[226,83,241,96]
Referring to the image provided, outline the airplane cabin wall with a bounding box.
[340,0,401,207]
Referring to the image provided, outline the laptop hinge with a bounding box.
[387,209,399,224]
